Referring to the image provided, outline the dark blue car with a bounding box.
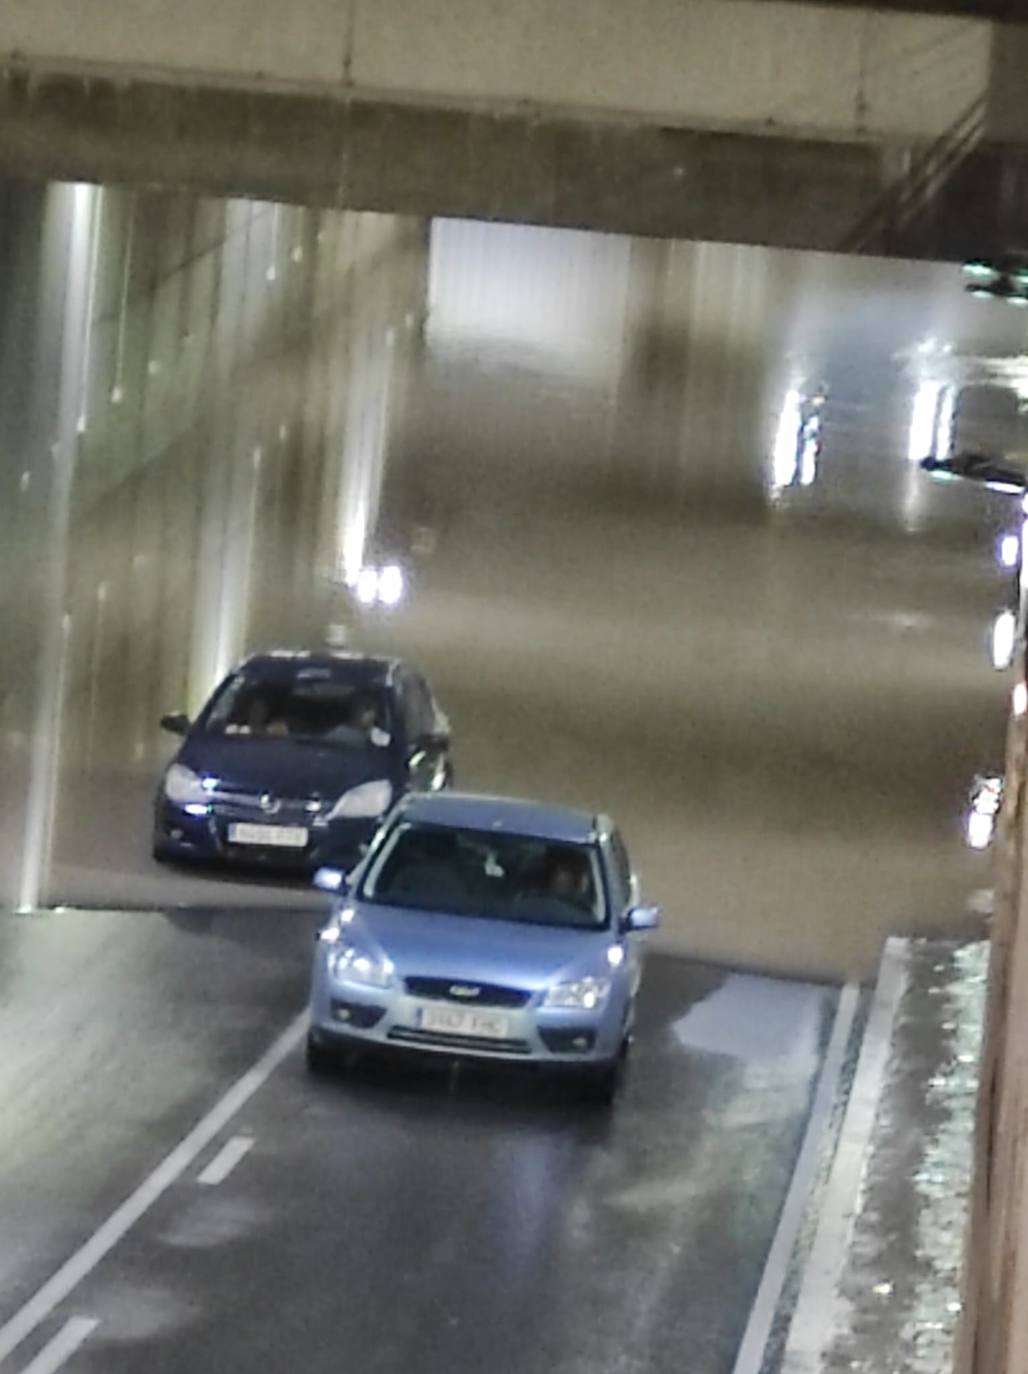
[153,650,452,871]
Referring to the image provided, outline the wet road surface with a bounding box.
[0,908,836,1374]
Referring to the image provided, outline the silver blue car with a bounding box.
[306,792,660,1104]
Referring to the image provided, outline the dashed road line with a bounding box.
[198,1133,256,1187]
[0,1010,307,1369]
[19,1317,97,1374]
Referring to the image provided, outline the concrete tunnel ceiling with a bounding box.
[3,0,1028,259]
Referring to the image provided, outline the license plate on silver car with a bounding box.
[228,823,309,848]
[418,1004,510,1040]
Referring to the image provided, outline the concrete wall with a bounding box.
[0,0,1024,258]
[0,180,427,910]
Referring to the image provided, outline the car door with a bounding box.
[399,670,451,793]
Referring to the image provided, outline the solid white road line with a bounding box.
[781,938,910,1374]
[19,1317,98,1374]
[0,1010,308,1369]
[197,1133,256,1187]
[730,979,861,1374]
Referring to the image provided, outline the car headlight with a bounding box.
[326,779,393,821]
[164,763,207,805]
[543,976,612,1011]
[328,943,395,988]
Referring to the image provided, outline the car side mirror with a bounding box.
[313,866,348,893]
[160,712,190,736]
[623,904,661,932]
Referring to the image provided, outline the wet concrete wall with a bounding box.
[0,191,1017,979]
[0,181,427,909]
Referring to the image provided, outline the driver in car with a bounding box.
[543,850,594,911]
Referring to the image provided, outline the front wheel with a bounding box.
[305,1033,337,1077]
[579,1053,625,1108]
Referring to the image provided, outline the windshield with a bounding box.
[360,822,608,930]
[201,668,390,747]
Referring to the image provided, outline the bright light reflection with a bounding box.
[799,414,819,487]
[355,567,378,606]
[772,388,802,492]
[967,810,995,850]
[999,533,1020,569]
[992,610,1017,670]
[934,386,956,461]
[377,563,405,607]
[607,945,625,968]
[1014,681,1028,716]
[908,381,943,463]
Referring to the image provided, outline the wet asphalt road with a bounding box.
[0,908,835,1374]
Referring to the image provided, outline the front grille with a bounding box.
[404,976,532,1009]
[389,1027,532,1055]
[331,999,386,1030]
[212,794,322,819]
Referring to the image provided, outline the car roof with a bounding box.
[238,649,401,683]
[398,791,600,844]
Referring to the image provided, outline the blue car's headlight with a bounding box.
[543,976,612,1011]
[326,779,393,821]
[328,943,395,989]
[164,763,207,805]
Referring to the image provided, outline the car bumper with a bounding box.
[154,800,378,869]
[308,972,626,1067]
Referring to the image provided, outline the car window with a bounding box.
[361,822,608,930]
[202,668,390,746]
[607,829,634,911]
[397,671,435,743]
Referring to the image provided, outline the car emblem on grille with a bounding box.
[259,793,281,815]
[449,984,481,999]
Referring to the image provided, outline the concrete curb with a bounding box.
[780,936,911,1374]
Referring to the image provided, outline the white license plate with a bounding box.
[228,822,309,848]
[418,1003,510,1040]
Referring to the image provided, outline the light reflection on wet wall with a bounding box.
[0,196,1021,974]
[0,180,427,908]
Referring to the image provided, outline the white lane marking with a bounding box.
[730,978,861,1374]
[197,1134,255,1187]
[19,1317,98,1374]
[780,938,909,1374]
[0,1011,307,1369]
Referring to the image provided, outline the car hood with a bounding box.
[177,735,394,799]
[351,902,613,991]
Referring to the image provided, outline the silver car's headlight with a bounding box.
[164,763,207,805]
[326,779,393,821]
[328,944,395,989]
[543,976,612,1011]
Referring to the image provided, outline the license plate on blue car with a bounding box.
[418,1004,510,1040]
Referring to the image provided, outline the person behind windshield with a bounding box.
[348,692,379,736]
[323,690,388,746]
[542,850,593,911]
[225,692,288,736]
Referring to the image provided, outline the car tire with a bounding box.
[305,1033,337,1077]
[580,1053,624,1108]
